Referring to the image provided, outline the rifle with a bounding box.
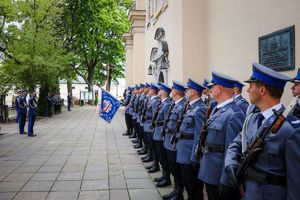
[171,100,189,148]
[141,97,149,122]
[161,102,175,138]
[194,106,212,161]
[151,100,162,128]
[236,109,285,196]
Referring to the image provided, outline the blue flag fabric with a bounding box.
[100,88,121,123]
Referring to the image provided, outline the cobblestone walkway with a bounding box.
[0,107,172,200]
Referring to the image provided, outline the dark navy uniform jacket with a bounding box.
[164,97,187,151]
[234,94,249,115]
[198,100,245,187]
[123,94,131,114]
[18,96,27,114]
[153,97,171,141]
[28,97,37,116]
[176,98,207,164]
[132,94,140,120]
[128,94,136,115]
[15,96,20,111]
[144,96,160,133]
[138,94,147,126]
[290,99,300,119]
[225,105,300,200]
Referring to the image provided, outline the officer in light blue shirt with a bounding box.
[28,92,37,137]
[203,79,217,109]
[289,68,300,119]
[198,71,245,200]
[131,85,140,140]
[225,63,300,200]
[123,87,133,136]
[176,79,207,200]
[233,81,249,115]
[152,82,172,187]
[161,81,186,200]
[18,91,28,135]
[143,83,160,172]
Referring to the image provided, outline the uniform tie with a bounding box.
[257,113,264,128]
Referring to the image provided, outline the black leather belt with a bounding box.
[201,144,225,153]
[245,167,286,186]
[176,133,194,140]
[155,121,164,126]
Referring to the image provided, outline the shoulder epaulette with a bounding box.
[286,115,300,128]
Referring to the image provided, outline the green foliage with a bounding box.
[57,0,131,92]
[0,0,131,108]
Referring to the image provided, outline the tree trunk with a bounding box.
[105,65,112,92]
[67,80,73,106]
[87,62,95,105]
[37,82,49,116]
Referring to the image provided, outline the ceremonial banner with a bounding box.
[100,88,121,123]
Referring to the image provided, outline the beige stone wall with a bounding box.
[126,0,300,105]
[144,0,183,85]
[204,0,300,105]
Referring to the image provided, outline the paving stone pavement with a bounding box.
[0,106,175,200]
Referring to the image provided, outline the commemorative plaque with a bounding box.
[259,25,295,71]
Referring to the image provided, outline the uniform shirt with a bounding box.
[15,96,20,111]
[176,98,207,164]
[198,99,245,187]
[153,97,171,141]
[225,104,300,200]
[123,94,131,114]
[18,96,27,114]
[144,95,160,133]
[234,94,249,115]
[290,98,300,119]
[28,96,38,116]
[132,94,140,120]
[128,94,136,115]
[164,97,187,151]
[137,94,147,124]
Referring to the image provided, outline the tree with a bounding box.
[57,0,131,103]
[0,0,72,115]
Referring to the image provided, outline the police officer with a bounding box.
[143,83,160,172]
[15,91,21,123]
[225,63,300,200]
[289,68,300,118]
[138,84,150,155]
[162,81,186,200]
[203,79,217,109]
[123,87,133,136]
[176,79,207,200]
[45,92,53,117]
[198,71,245,200]
[28,92,37,137]
[131,84,141,140]
[152,82,172,187]
[233,81,249,115]
[67,93,72,111]
[18,91,28,135]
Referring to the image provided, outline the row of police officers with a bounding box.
[122,63,300,200]
[15,91,38,137]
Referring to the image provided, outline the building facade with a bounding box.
[123,0,300,105]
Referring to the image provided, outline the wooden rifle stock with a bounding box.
[171,100,189,148]
[236,109,285,196]
[195,106,212,161]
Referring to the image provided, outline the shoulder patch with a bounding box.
[286,115,300,128]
